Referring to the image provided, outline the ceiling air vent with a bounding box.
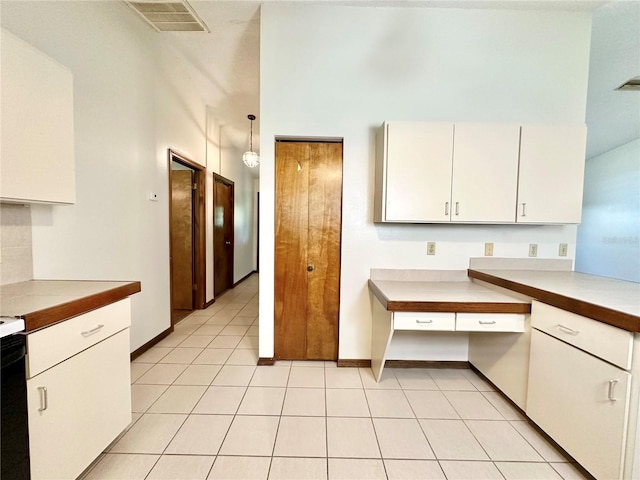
[616,76,640,91]
[125,0,209,32]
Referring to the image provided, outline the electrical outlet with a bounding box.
[427,242,436,255]
[529,243,538,257]
[559,243,568,257]
[484,243,494,256]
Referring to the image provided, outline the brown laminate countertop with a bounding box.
[368,278,531,314]
[468,269,640,332]
[0,280,141,332]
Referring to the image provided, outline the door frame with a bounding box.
[213,172,235,297]
[168,149,206,322]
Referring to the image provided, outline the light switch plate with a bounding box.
[559,243,568,257]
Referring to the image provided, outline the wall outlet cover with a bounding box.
[529,244,538,257]
[484,243,494,256]
[427,242,436,255]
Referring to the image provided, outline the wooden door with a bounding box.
[275,141,343,360]
[170,169,194,310]
[214,174,234,297]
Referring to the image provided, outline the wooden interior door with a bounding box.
[170,169,194,311]
[275,141,343,360]
[214,174,234,297]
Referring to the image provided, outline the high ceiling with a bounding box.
[129,0,637,162]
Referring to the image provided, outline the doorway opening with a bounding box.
[274,139,344,360]
[213,173,235,298]
[168,150,206,325]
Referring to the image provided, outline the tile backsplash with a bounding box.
[1,204,33,285]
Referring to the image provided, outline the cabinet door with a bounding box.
[527,329,630,480]
[517,125,586,224]
[384,122,454,222]
[27,330,131,480]
[0,29,75,204]
[451,123,520,222]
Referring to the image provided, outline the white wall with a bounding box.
[1,2,220,351]
[575,0,640,284]
[576,139,640,283]
[259,5,592,360]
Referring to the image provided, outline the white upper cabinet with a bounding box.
[375,121,586,224]
[516,125,587,224]
[451,123,520,223]
[377,122,454,222]
[1,29,76,204]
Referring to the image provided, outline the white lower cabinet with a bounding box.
[26,328,131,480]
[527,328,630,480]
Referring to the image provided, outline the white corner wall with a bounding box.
[1,2,224,351]
[259,5,592,360]
[576,139,640,283]
[206,109,258,286]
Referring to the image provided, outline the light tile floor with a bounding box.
[81,275,592,480]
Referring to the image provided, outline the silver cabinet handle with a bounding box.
[444,202,449,216]
[81,324,105,337]
[455,202,460,216]
[37,386,48,412]
[608,379,619,402]
[521,203,526,217]
[557,324,580,336]
[416,319,433,324]
[225,241,231,245]
[479,320,496,325]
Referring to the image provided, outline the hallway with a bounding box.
[81,274,589,480]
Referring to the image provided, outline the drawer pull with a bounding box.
[81,324,105,337]
[557,324,580,336]
[444,202,449,216]
[455,202,460,216]
[478,320,496,325]
[37,386,48,412]
[608,379,619,402]
[416,319,434,324]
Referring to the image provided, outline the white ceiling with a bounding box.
[130,0,638,163]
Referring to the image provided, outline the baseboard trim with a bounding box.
[130,326,174,361]
[257,357,275,366]
[337,359,371,368]
[386,360,470,369]
[234,270,258,288]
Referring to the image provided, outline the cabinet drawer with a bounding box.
[531,301,632,369]
[456,313,524,332]
[393,312,455,331]
[27,299,131,378]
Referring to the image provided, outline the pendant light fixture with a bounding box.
[242,114,260,168]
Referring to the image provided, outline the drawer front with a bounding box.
[394,312,455,331]
[531,301,632,369]
[456,313,525,332]
[27,299,131,378]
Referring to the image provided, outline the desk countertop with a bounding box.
[368,277,531,314]
[0,280,141,332]
[468,269,640,332]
